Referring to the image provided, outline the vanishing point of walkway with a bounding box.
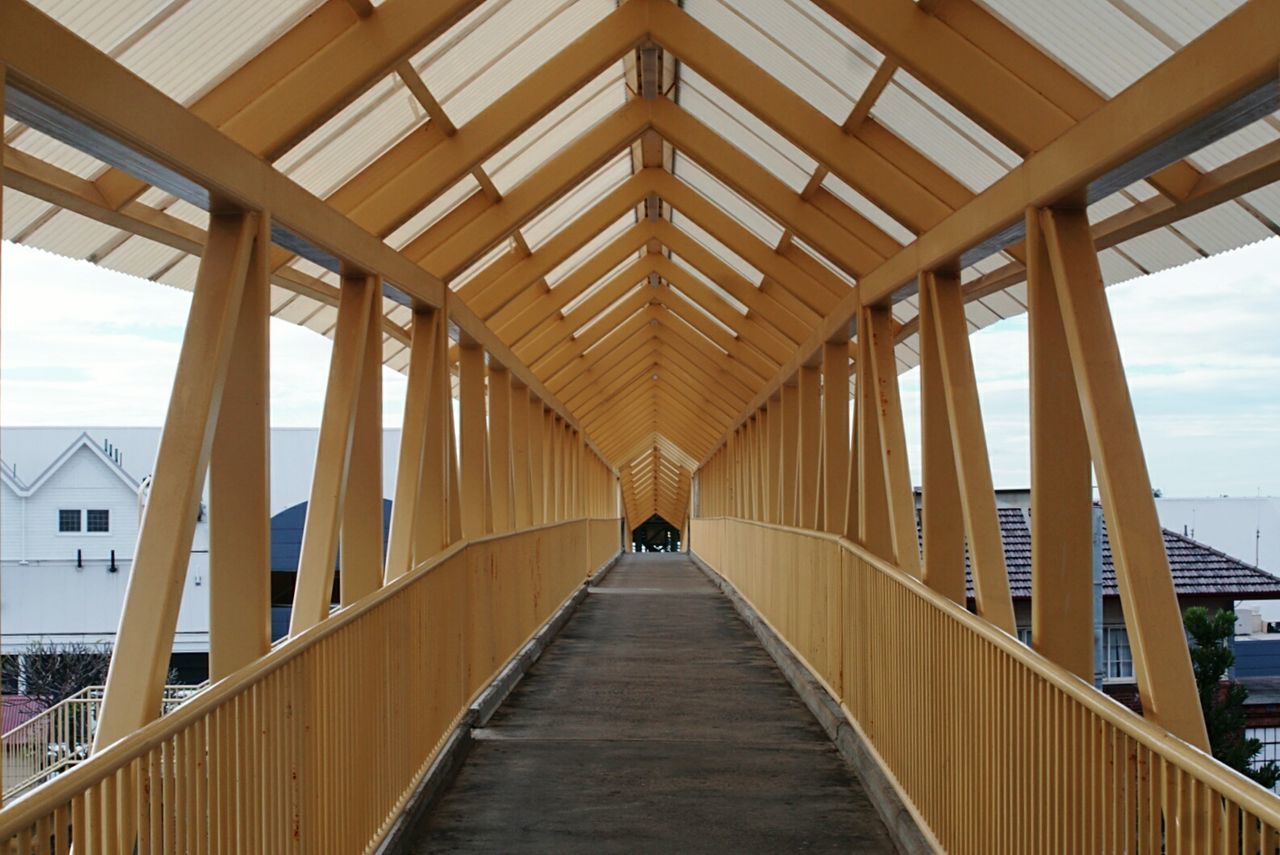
[402,553,894,852]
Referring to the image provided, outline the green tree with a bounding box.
[1183,606,1280,788]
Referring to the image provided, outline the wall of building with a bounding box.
[1236,638,1280,678]
[0,440,210,654]
[2,481,24,561]
[23,446,138,563]
[1,541,210,654]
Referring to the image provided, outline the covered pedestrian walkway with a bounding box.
[2,0,1280,850]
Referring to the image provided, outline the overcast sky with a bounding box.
[3,236,1280,499]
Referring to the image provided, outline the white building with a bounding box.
[0,431,209,657]
[1,427,404,667]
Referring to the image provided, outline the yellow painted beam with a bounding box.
[1040,205,1208,750]
[291,275,376,636]
[95,213,258,748]
[208,215,272,679]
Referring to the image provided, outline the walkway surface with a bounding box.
[400,553,895,853]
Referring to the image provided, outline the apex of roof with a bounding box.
[1,431,141,498]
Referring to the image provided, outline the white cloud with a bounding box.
[2,245,406,427]
[895,236,1280,497]
[5,233,1280,498]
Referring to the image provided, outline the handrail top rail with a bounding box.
[696,515,1280,820]
[1,684,202,741]
[0,517,620,831]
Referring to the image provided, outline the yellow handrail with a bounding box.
[692,516,1280,853]
[0,517,621,852]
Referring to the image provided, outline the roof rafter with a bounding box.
[415,101,651,278]
[348,1,650,242]
[704,0,1280,461]
[649,1,950,233]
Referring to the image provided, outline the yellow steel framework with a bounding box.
[2,0,1280,850]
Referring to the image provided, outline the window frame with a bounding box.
[1103,625,1135,683]
[57,508,82,533]
[85,509,110,533]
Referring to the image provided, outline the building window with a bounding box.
[86,509,110,533]
[1104,626,1134,682]
[58,509,81,532]
[1247,727,1280,793]
[1016,626,1032,646]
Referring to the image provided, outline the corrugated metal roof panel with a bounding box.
[560,253,642,313]
[673,159,784,246]
[872,70,1012,192]
[683,0,872,123]
[1088,192,1134,225]
[99,234,183,281]
[1173,200,1275,257]
[791,238,857,286]
[679,69,817,193]
[896,341,920,372]
[892,296,917,324]
[450,240,515,292]
[664,285,740,341]
[113,0,320,107]
[670,212,763,286]
[165,200,209,231]
[1117,228,1204,276]
[302,305,340,336]
[382,334,407,364]
[821,174,913,245]
[667,255,748,315]
[422,0,613,127]
[963,299,1002,329]
[135,187,172,208]
[891,69,1021,170]
[976,0,1170,97]
[2,189,53,240]
[1125,180,1161,202]
[156,254,200,291]
[270,286,299,314]
[981,290,1026,319]
[274,294,326,326]
[385,174,481,252]
[667,285,738,335]
[1097,247,1146,285]
[1243,186,1280,225]
[522,152,633,249]
[384,301,413,327]
[544,214,634,286]
[278,76,422,198]
[573,282,646,338]
[386,348,412,374]
[484,66,626,194]
[24,209,122,261]
[1120,0,1248,47]
[287,258,340,289]
[27,0,166,54]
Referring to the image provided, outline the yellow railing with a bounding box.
[0,518,620,853]
[3,685,203,803]
[692,517,1280,854]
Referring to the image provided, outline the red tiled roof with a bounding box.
[2,696,48,738]
[943,508,1280,601]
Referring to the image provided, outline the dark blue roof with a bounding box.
[270,499,392,572]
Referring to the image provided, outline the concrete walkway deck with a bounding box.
[400,553,895,853]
